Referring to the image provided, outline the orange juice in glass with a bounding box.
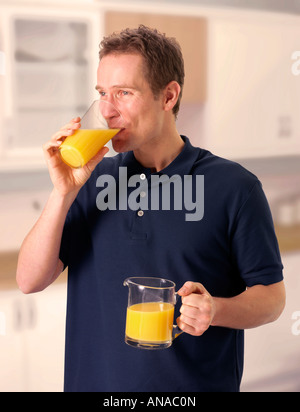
[59,100,122,168]
[123,277,183,350]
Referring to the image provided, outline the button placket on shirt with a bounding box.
[137,173,147,217]
[130,172,148,240]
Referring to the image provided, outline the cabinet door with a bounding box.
[105,11,207,103]
[208,15,300,159]
[0,190,49,251]
[24,283,67,392]
[0,290,26,391]
[0,282,67,392]
[0,6,101,171]
[284,24,300,152]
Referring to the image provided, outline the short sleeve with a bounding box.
[59,211,71,270]
[231,181,283,287]
[59,198,83,270]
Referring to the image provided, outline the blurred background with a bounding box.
[0,0,299,392]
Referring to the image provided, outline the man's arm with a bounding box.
[16,118,109,294]
[177,280,286,336]
[16,188,75,294]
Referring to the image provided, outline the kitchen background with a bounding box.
[0,0,300,392]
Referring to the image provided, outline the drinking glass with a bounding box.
[59,100,123,168]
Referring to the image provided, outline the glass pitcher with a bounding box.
[123,277,183,350]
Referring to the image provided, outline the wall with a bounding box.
[0,0,300,392]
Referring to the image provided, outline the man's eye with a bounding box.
[118,90,130,97]
[99,91,106,97]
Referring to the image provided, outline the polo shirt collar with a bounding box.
[121,136,201,179]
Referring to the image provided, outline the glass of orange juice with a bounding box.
[123,277,183,350]
[59,100,123,168]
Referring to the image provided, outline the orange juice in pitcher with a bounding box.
[123,277,183,350]
[126,302,174,343]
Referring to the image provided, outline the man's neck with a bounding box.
[133,129,184,173]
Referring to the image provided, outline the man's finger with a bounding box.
[177,281,207,297]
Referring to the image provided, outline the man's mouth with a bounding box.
[113,128,125,138]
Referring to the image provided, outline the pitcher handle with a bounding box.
[172,292,184,340]
[172,324,183,340]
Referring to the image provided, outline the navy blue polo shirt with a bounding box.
[60,136,283,392]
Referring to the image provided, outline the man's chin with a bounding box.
[111,138,129,153]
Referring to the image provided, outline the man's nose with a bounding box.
[99,100,124,128]
[99,100,120,120]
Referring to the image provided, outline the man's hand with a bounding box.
[177,281,285,334]
[177,281,216,336]
[43,117,109,196]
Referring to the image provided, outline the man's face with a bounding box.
[96,53,165,153]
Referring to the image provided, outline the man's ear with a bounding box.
[162,81,181,112]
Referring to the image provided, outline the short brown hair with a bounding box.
[99,25,185,117]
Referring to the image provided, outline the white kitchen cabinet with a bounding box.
[0,281,67,392]
[24,282,67,392]
[207,13,300,159]
[0,4,102,171]
[0,289,25,391]
[241,252,300,392]
[0,190,50,251]
[105,11,207,104]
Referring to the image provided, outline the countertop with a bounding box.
[0,223,298,290]
[275,224,300,254]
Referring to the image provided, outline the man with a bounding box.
[17,26,285,392]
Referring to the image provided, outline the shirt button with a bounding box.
[140,191,146,198]
[140,173,146,180]
[137,210,144,217]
